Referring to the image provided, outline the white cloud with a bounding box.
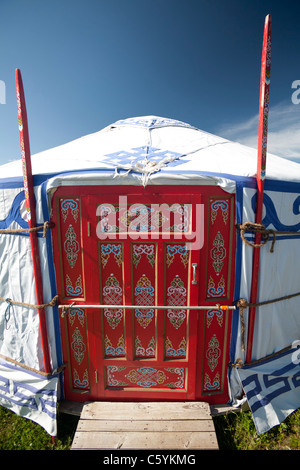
[217,101,300,163]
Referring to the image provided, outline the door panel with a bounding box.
[53,195,95,398]
[130,242,157,360]
[99,242,126,359]
[85,193,199,400]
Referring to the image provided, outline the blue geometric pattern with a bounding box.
[251,193,300,232]
[0,191,28,231]
[111,116,195,129]
[237,346,300,434]
[0,190,50,237]
[0,360,58,436]
[104,146,182,167]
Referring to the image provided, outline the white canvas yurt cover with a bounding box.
[0,115,299,436]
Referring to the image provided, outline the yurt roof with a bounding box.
[1,116,299,189]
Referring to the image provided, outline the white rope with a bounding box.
[113,154,181,187]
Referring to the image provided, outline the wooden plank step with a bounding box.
[71,401,219,450]
[77,418,214,432]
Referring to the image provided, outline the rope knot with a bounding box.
[237,222,276,252]
[42,221,55,237]
[47,295,59,307]
[236,298,249,310]
[232,358,244,369]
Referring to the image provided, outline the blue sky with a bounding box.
[0,0,300,166]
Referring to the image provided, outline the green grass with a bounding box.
[213,408,300,450]
[0,405,79,450]
[0,404,299,450]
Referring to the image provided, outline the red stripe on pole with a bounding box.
[16,69,51,373]
[246,15,272,363]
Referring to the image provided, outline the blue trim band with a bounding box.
[241,345,299,370]
[0,191,28,229]
[0,167,299,191]
[230,181,244,366]
[40,180,63,384]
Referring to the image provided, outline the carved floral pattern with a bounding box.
[71,327,86,365]
[64,224,80,268]
[211,231,226,275]
[101,243,122,268]
[206,334,221,372]
[61,198,79,222]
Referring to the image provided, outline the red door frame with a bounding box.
[195,191,236,404]
[51,185,236,404]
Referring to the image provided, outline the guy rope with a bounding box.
[236,291,300,353]
[237,221,300,252]
[0,221,53,237]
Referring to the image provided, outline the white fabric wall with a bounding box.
[0,232,43,369]
[230,186,300,401]
[0,186,58,372]
[0,186,60,435]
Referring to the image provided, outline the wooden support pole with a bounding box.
[246,15,272,363]
[15,69,51,374]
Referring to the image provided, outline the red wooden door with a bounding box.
[83,190,200,401]
[52,186,235,403]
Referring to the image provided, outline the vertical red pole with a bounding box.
[16,69,51,373]
[246,15,272,363]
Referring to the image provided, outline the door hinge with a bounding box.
[95,370,98,383]
[87,222,91,237]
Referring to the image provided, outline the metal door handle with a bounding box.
[192,263,197,285]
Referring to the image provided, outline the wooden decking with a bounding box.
[70,401,219,450]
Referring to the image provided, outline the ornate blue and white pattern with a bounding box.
[103,145,183,186]
[61,198,79,222]
[66,274,83,296]
[0,360,58,436]
[135,309,154,328]
[236,344,300,434]
[64,224,80,268]
[207,309,223,327]
[104,146,182,167]
[252,193,300,234]
[68,308,85,326]
[111,116,195,129]
[126,367,166,388]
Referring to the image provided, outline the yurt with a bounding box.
[0,16,299,439]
